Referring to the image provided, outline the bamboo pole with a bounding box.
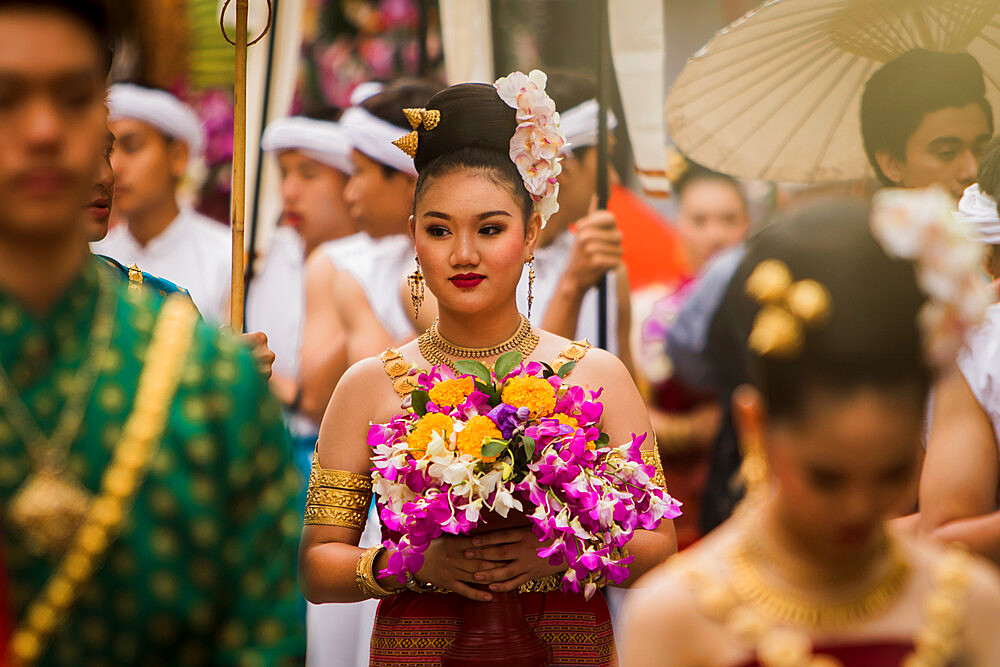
[230,0,249,331]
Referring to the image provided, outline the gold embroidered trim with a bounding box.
[305,506,367,530]
[552,339,591,376]
[308,457,373,492]
[424,571,564,595]
[306,486,371,511]
[641,446,668,490]
[8,296,198,666]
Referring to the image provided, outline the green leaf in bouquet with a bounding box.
[474,379,497,400]
[556,361,576,378]
[522,435,536,459]
[454,359,492,385]
[481,439,509,458]
[410,389,430,416]
[539,362,556,378]
[493,350,523,381]
[596,432,610,447]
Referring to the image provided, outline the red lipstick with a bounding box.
[449,273,485,289]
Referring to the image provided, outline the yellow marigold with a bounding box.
[406,412,454,453]
[553,413,579,428]
[456,415,502,462]
[501,375,556,418]
[428,376,476,408]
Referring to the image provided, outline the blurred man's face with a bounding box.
[343,149,414,238]
[0,9,107,242]
[878,102,992,199]
[109,118,188,219]
[84,130,115,242]
[277,150,354,254]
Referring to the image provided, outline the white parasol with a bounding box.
[665,0,1000,184]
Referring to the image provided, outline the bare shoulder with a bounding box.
[532,331,629,384]
[899,534,1000,609]
[305,246,336,277]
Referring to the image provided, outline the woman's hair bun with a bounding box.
[413,83,518,173]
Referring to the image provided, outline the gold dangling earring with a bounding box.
[733,386,770,509]
[408,256,424,318]
[526,254,535,319]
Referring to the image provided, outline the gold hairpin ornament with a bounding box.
[745,260,831,360]
[392,108,441,158]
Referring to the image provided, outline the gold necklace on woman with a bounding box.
[418,315,539,372]
[728,525,910,631]
[5,269,119,557]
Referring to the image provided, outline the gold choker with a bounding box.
[418,315,539,372]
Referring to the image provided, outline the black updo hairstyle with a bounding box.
[412,83,534,224]
[716,197,931,421]
[861,49,993,187]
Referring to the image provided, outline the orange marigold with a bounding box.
[455,415,503,462]
[406,412,454,453]
[501,375,556,418]
[428,376,476,408]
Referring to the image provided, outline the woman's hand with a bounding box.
[462,526,564,593]
[414,536,496,601]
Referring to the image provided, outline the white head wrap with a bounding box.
[557,98,617,155]
[339,106,417,176]
[956,183,1000,244]
[261,117,353,175]
[108,84,205,157]
[350,82,385,106]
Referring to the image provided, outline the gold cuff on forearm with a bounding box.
[356,546,397,599]
[641,446,668,491]
[304,457,374,528]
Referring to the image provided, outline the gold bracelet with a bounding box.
[355,546,397,599]
[641,446,669,490]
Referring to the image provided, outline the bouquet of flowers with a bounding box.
[369,351,682,599]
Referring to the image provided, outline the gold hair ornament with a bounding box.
[745,259,831,360]
[392,108,441,158]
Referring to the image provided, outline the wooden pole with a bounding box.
[230,0,249,332]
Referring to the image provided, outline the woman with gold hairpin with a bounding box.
[297,71,677,665]
[621,192,1000,666]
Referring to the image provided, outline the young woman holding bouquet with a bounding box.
[298,71,678,666]
[621,194,1000,666]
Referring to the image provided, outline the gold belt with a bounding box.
[428,572,564,595]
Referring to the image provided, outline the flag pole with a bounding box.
[595,0,611,350]
[230,0,248,332]
[221,0,272,331]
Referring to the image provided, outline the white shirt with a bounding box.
[92,208,231,323]
[246,226,305,380]
[321,233,415,342]
[517,230,619,354]
[958,302,1000,447]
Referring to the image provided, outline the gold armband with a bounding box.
[641,446,668,491]
[356,546,397,599]
[304,456,373,529]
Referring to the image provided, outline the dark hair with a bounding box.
[674,161,746,209]
[546,70,600,160]
[861,49,993,186]
[978,135,1000,201]
[716,197,930,420]
[303,105,343,123]
[0,0,114,75]
[411,83,533,222]
[360,78,441,177]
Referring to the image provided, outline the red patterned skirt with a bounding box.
[369,589,617,666]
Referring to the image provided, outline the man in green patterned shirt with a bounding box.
[0,1,305,664]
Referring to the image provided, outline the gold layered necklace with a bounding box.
[418,315,539,372]
[728,522,910,631]
[5,270,118,557]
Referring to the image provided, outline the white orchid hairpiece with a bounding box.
[871,186,991,369]
[494,70,567,226]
